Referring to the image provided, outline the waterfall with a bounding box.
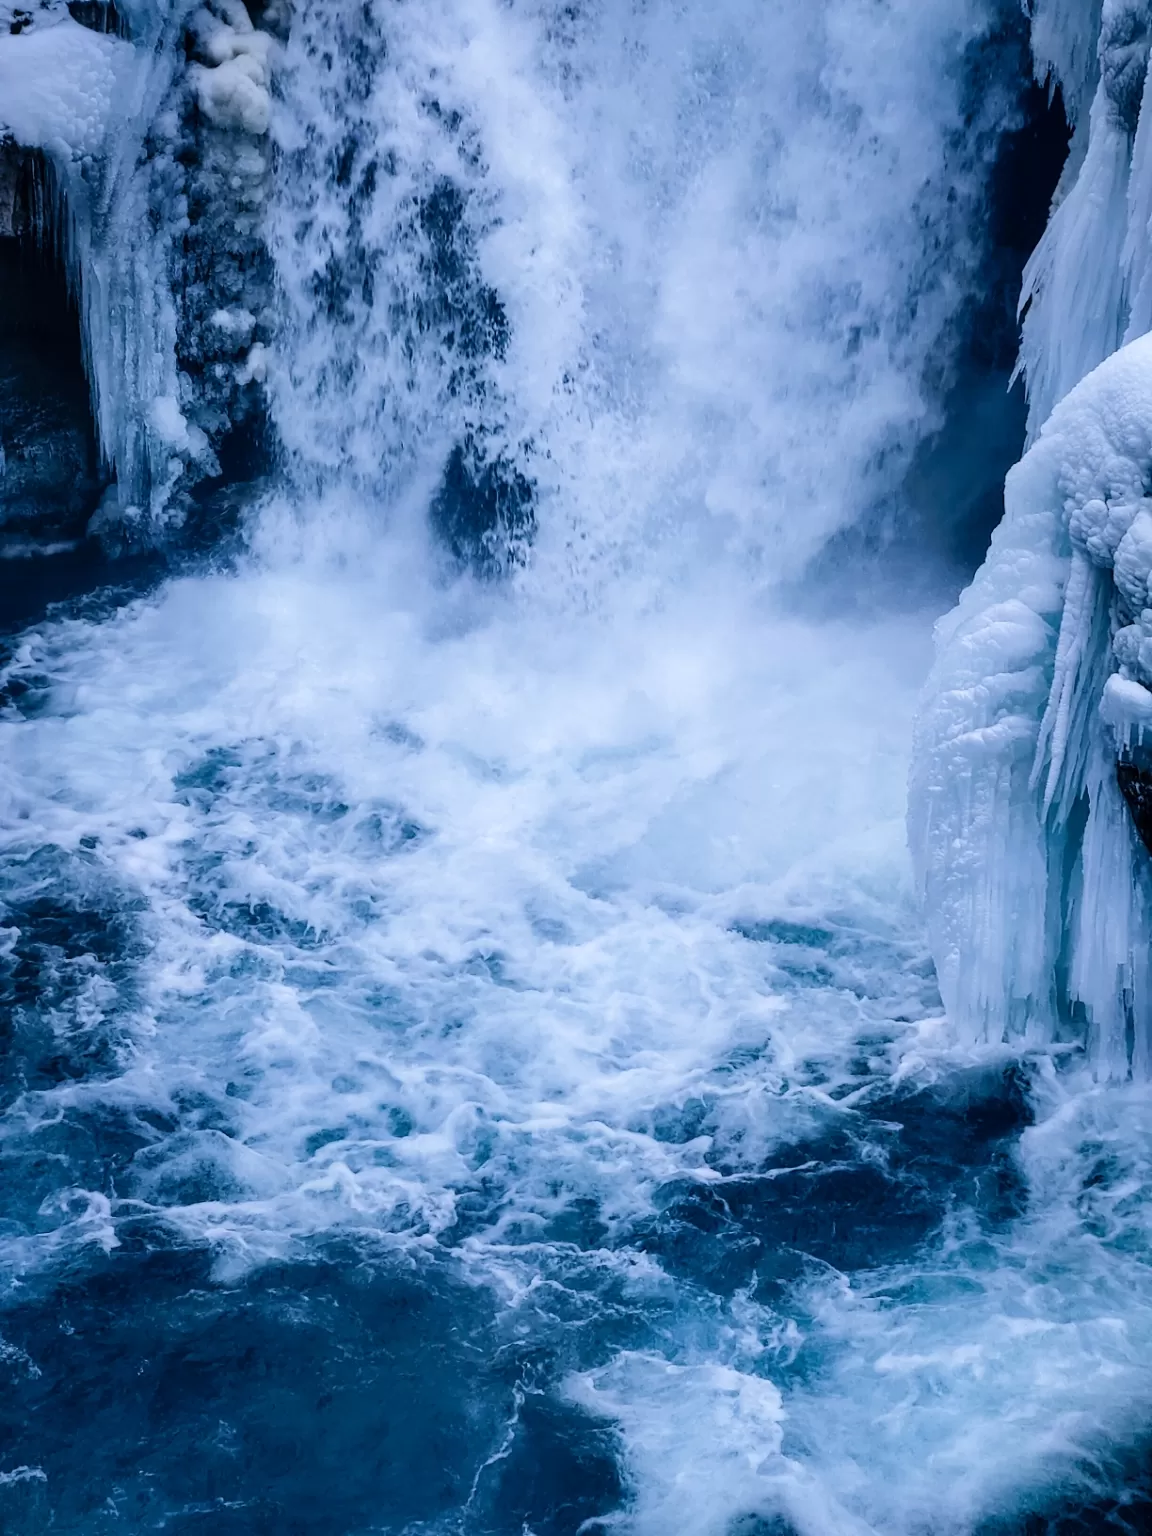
[5,2,1152,1533]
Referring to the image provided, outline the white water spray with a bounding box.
[6,1,1152,1532]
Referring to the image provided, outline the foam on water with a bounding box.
[0,561,930,1261]
[6,1,1152,1532]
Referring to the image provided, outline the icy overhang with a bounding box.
[912,333,1152,1075]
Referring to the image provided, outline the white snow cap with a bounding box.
[0,9,131,159]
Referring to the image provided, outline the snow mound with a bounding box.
[0,13,131,159]
[191,13,272,136]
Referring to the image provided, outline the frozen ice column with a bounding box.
[911,331,1152,1077]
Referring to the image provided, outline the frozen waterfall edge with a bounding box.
[0,0,279,549]
[907,0,1152,1074]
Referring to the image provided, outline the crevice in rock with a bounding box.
[1117,758,1152,858]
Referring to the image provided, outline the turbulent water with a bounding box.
[3,1,1152,1533]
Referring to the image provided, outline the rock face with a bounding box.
[0,145,108,561]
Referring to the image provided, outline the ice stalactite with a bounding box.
[910,0,1152,1073]
[1017,0,1152,433]
[1029,0,1103,128]
[0,0,278,547]
[912,331,1152,1070]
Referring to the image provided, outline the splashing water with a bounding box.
[3,2,1152,1534]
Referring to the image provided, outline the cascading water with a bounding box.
[3,1,1152,1533]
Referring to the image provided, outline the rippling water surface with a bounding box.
[3,2,1152,1532]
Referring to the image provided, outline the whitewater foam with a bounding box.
[9,1,1152,1532]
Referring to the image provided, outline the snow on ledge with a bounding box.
[0,12,131,160]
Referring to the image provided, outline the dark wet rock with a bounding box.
[1118,758,1152,859]
[0,542,168,636]
[0,205,109,561]
[431,434,536,577]
[0,148,163,628]
[66,1,125,32]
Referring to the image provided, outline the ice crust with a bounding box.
[912,332,1152,1067]
[0,0,275,533]
[915,0,1152,1072]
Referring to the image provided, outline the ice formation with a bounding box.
[914,332,1152,1065]
[1018,0,1152,430]
[914,0,1152,1072]
[0,0,277,536]
[11,0,1152,1530]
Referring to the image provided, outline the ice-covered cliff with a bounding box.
[9,4,1152,1532]
[912,0,1152,1072]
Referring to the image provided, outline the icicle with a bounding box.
[1031,549,1108,816]
[913,331,1152,1055]
[1123,15,1152,336]
[910,450,1069,1042]
[1030,0,1104,128]
[1016,81,1132,434]
[1067,733,1152,1078]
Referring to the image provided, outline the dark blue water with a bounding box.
[5,1,1152,1532]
